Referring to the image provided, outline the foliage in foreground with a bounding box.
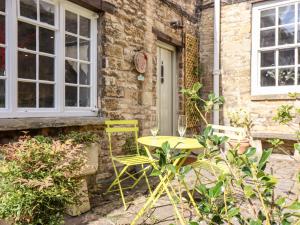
[163,87,300,224]
[0,135,86,225]
[154,126,300,225]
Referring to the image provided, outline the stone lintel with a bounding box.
[152,28,183,48]
[68,0,117,14]
[0,117,105,131]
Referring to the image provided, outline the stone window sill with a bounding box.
[251,94,296,101]
[0,117,105,131]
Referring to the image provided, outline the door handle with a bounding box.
[161,61,164,84]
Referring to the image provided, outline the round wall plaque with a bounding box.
[134,51,147,74]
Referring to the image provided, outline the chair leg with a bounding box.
[143,164,153,195]
[110,164,128,210]
[105,166,128,194]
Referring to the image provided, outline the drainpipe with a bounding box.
[213,0,221,125]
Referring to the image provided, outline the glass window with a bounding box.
[0,0,97,117]
[65,11,91,108]
[253,2,300,95]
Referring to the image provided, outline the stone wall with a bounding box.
[97,0,201,186]
[199,0,298,138]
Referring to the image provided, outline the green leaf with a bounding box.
[209,181,223,198]
[227,207,240,218]
[294,143,300,154]
[196,184,207,195]
[188,222,199,225]
[245,147,256,157]
[242,166,252,176]
[288,201,300,210]
[180,165,192,175]
[150,169,161,177]
[258,149,272,170]
[192,82,203,92]
[275,197,286,207]
[244,185,255,198]
[166,164,176,174]
[282,219,292,225]
[249,219,262,225]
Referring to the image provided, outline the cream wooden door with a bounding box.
[157,44,176,135]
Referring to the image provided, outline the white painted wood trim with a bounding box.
[0,0,98,118]
[251,0,300,96]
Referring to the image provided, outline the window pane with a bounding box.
[39,83,54,107]
[279,25,294,45]
[40,0,55,25]
[279,49,294,66]
[299,5,300,22]
[261,69,275,87]
[39,27,54,54]
[279,5,295,25]
[0,15,5,44]
[18,52,36,79]
[79,39,90,61]
[79,87,90,107]
[260,29,275,47]
[0,79,5,108]
[0,47,5,76]
[66,11,77,34]
[261,9,275,28]
[65,35,77,58]
[80,16,90,37]
[65,86,77,106]
[0,0,5,12]
[18,82,36,107]
[279,68,295,86]
[261,51,275,67]
[80,63,90,85]
[65,60,77,83]
[18,21,36,50]
[20,0,37,20]
[39,56,54,81]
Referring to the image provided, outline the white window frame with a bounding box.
[252,0,300,96]
[0,0,98,118]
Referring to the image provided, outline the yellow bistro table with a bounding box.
[131,136,203,225]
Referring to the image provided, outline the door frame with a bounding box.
[156,41,178,135]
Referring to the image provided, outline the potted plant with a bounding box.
[227,108,253,154]
[58,131,100,216]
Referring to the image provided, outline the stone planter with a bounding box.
[228,138,251,154]
[66,143,100,216]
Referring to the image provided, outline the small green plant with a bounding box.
[0,135,85,225]
[181,82,224,125]
[228,108,253,137]
[59,131,98,145]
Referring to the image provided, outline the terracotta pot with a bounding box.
[181,156,197,166]
[228,139,251,154]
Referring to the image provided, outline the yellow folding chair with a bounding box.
[105,120,156,210]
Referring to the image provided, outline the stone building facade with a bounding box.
[200,0,299,148]
[1,0,298,193]
[0,0,201,189]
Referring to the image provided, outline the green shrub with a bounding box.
[59,131,98,145]
[0,135,85,225]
